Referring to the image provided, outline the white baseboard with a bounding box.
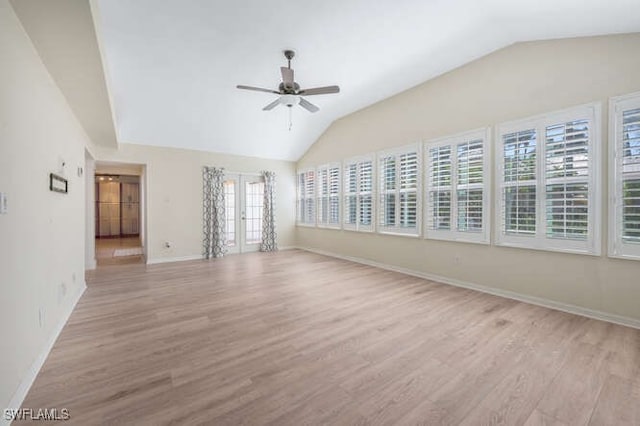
[4,282,87,424]
[85,258,96,271]
[297,246,640,330]
[146,255,203,265]
[147,247,297,265]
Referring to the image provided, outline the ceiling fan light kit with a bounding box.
[237,50,340,117]
[280,94,300,108]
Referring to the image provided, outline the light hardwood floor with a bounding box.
[19,250,640,425]
[95,236,144,266]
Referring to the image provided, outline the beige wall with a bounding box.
[0,0,295,410]
[90,143,296,262]
[9,0,118,148]
[297,33,640,322]
[0,0,90,409]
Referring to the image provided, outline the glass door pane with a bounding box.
[244,181,264,246]
[224,179,236,247]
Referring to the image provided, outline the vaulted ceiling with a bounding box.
[14,0,640,160]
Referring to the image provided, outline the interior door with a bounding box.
[223,174,264,254]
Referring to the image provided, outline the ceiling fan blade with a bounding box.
[237,85,279,94]
[262,99,281,111]
[281,67,294,87]
[299,98,319,113]
[298,85,340,96]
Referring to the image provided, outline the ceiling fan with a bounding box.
[236,50,340,113]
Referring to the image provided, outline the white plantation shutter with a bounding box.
[296,169,316,225]
[399,152,418,228]
[344,158,374,231]
[427,146,452,231]
[305,170,315,224]
[317,168,329,225]
[545,120,590,240]
[358,160,374,230]
[329,166,340,226]
[426,129,489,243]
[317,164,340,228]
[296,172,305,223]
[457,140,484,232]
[502,129,537,235]
[378,145,420,235]
[379,155,396,228]
[344,163,358,228]
[621,108,640,243]
[497,104,600,254]
[610,93,640,259]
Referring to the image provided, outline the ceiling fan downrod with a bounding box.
[284,49,295,69]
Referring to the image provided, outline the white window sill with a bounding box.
[495,239,601,257]
[378,230,420,238]
[296,223,316,228]
[425,233,489,245]
[342,227,374,234]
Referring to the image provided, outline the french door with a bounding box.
[223,174,265,254]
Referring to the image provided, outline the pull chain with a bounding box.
[288,107,293,131]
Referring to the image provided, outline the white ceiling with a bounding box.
[94,0,640,161]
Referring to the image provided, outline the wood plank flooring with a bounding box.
[95,237,144,266]
[18,250,640,425]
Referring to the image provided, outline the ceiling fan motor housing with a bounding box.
[279,82,300,93]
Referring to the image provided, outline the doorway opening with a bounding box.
[93,162,147,266]
[95,174,142,265]
[223,173,264,254]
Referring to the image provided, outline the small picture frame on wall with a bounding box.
[49,173,68,194]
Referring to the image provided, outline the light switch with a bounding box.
[0,192,7,214]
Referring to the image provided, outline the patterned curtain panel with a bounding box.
[260,171,278,252]
[203,167,227,259]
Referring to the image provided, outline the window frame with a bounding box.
[343,155,375,233]
[296,168,317,227]
[609,91,640,260]
[316,163,341,229]
[376,143,422,237]
[495,103,602,255]
[424,128,491,244]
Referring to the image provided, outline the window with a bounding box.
[317,163,341,228]
[378,145,420,235]
[610,92,640,260]
[496,104,601,254]
[296,169,316,225]
[343,156,374,232]
[425,129,490,243]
